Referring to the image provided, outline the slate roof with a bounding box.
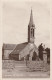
[10,42,28,54]
[3,43,17,50]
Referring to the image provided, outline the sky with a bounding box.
[2,0,50,48]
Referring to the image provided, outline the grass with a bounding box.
[2,60,50,78]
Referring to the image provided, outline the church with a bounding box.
[2,9,49,72]
[2,9,38,61]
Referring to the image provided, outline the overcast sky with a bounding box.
[2,0,50,48]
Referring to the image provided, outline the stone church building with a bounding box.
[2,9,38,61]
[2,9,49,72]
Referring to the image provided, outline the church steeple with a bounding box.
[29,9,34,26]
[28,9,35,43]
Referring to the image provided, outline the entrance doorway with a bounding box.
[32,51,37,61]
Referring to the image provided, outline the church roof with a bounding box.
[3,43,17,50]
[10,42,28,54]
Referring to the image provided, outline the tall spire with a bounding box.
[29,8,34,26]
[28,8,35,43]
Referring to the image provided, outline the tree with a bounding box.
[38,43,44,60]
[45,48,50,64]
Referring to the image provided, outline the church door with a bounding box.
[32,51,37,61]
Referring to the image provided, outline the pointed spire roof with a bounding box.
[29,8,34,26]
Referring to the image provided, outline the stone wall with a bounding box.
[27,61,49,71]
[27,61,43,70]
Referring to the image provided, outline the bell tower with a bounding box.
[28,9,35,43]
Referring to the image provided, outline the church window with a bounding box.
[31,29,33,37]
[33,29,34,37]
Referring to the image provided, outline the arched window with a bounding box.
[33,29,34,37]
[31,28,34,37]
[31,28,33,37]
